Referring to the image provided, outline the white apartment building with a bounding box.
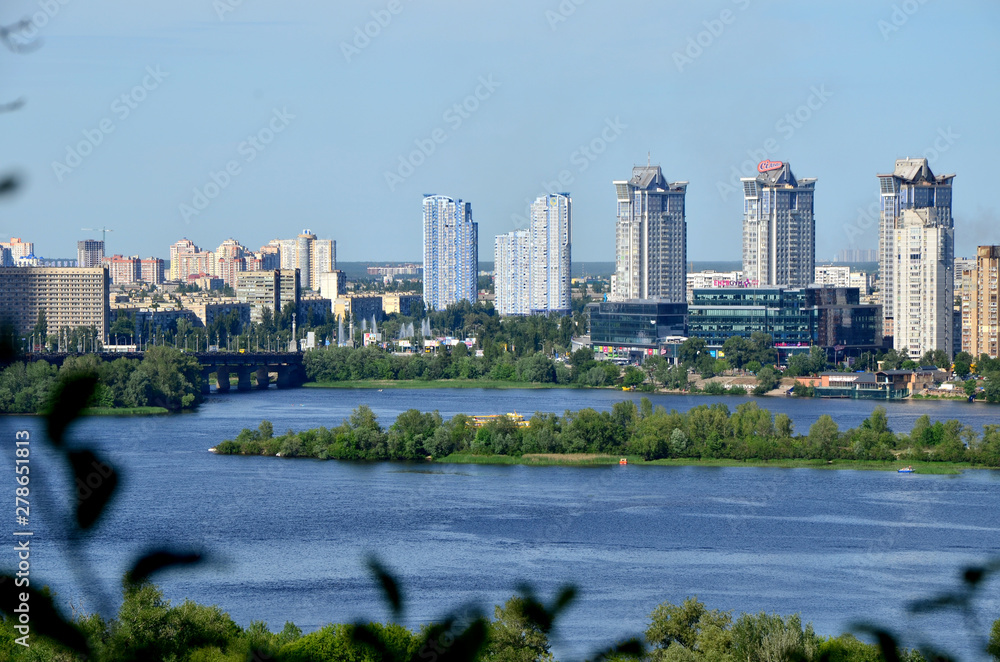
[893,208,954,359]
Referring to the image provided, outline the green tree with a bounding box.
[808,415,839,459]
[623,366,645,388]
[964,378,979,399]
[753,366,778,395]
[953,351,974,378]
[919,348,950,368]
[483,596,554,662]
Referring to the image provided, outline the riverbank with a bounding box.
[304,379,590,390]
[435,453,973,474]
[82,406,170,416]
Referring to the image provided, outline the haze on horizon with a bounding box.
[1,0,998,263]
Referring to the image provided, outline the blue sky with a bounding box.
[1,0,998,262]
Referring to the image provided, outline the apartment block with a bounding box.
[0,267,110,339]
[966,245,1000,358]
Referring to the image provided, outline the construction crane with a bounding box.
[81,227,114,244]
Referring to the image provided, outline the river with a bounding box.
[5,387,1000,659]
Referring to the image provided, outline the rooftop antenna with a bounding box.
[647,152,651,167]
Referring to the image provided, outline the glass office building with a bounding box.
[689,287,882,359]
[587,300,687,349]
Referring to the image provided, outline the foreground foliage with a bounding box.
[4,583,982,662]
[216,401,1000,467]
[0,346,203,413]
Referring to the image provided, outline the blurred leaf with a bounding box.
[436,617,488,662]
[0,576,90,654]
[46,374,98,446]
[68,449,119,529]
[589,637,646,662]
[0,173,19,194]
[0,321,18,367]
[350,624,393,661]
[852,626,901,662]
[551,585,577,616]
[126,549,204,585]
[963,566,985,586]
[367,556,403,619]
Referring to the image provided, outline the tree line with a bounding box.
[0,346,203,413]
[5,579,986,661]
[214,401,1000,467]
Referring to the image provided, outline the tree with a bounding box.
[645,597,732,661]
[753,366,778,395]
[809,414,840,459]
[623,366,645,388]
[919,348,950,368]
[678,338,706,367]
[721,336,752,370]
[964,378,979,399]
[953,351,974,378]
[483,596,554,662]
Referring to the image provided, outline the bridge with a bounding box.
[23,351,307,393]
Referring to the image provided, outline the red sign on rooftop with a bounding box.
[757,160,783,173]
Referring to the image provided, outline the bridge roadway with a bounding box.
[24,351,307,393]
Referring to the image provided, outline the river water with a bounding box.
[5,388,1000,659]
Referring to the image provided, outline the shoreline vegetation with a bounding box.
[1,579,968,662]
[0,346,203,414]
[213,400,1000,470]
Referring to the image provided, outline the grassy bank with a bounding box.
[81,406,170,416]
[304,379,589,390]
[435,453,973,473]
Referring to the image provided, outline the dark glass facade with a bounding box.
[587,300,687,349]
[689,287,882,353]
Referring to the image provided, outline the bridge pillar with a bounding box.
[237,366,252,392]
[256,367,271,390]
[216,367,231,393]
[200,368,212,395]
[276,365,291,389]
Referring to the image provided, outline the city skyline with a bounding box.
[0,2,997,263]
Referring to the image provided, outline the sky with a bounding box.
[1,0,998,263]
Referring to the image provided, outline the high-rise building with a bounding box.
[104,255,141,285]
[236,268,301,323]
[140,258,165,284]
[741,160,816,288]
[612,165,687,302]
[0,267,110,340]
[494,194,572,316]
[0,238,34,262]
[169,238,214,281]
[877,158,954,338]
[77,240,105,268]
[892,208,954,360]
[494,230,530,316]
[423,195,478,311]
[267,231,336,291]
[529,194,572,314]
[966,246,1000,358]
